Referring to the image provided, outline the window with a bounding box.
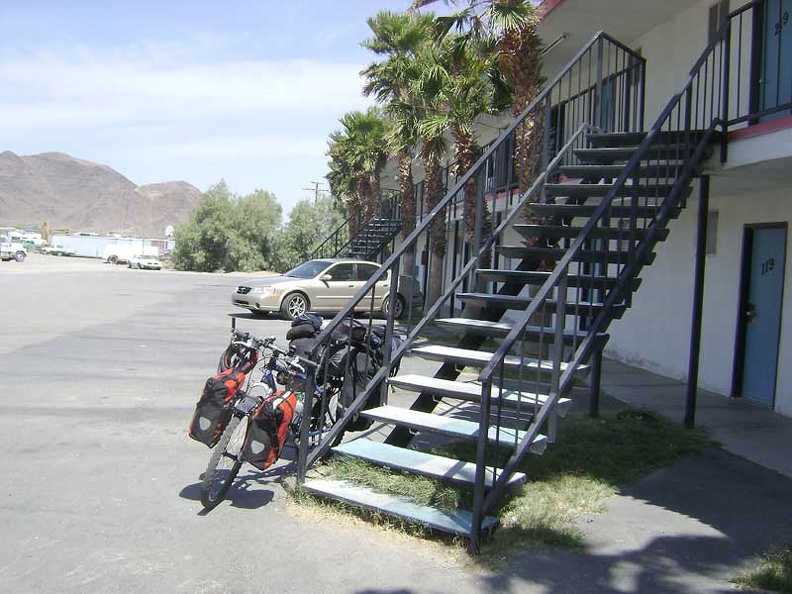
[355,263,379,281]
[327,263,354,281]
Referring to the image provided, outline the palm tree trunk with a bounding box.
[398,152,416,278]
[424,153,446,307]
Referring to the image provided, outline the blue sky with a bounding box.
[0,0,422,216]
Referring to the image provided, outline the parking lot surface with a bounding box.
[3,254,792,593]
[0,255,493,594]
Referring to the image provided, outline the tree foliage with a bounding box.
[172,181,282,273]
[172,181,343,274]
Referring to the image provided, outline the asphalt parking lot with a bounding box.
[0,254,494,594]
[3,254,792,594]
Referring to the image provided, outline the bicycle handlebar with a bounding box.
[231,329,318,371]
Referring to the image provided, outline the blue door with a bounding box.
[740,226,787,406]
[759,0,792,121]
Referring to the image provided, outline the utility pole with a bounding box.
[302,181,328,204]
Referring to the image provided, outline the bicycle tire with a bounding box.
[200,415,248,510]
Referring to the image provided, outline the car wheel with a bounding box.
[14,251,26,262]
[381,294,406,319]
[138,263,143,269]
[281,293,309,321]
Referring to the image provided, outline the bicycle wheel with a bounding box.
[200,415,248,510]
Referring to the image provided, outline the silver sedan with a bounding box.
[231,258,422,320]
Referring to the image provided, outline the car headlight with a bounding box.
[251,286,276,296]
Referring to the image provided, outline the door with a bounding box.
[736,225,787,406]
[757,0,792,121]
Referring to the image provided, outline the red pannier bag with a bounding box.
[241,389,298,470]
[188,368,246,448]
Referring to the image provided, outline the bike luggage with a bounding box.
[188,368,247,448]
[242,389,298,470]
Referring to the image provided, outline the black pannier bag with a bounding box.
[188,368,247,448]
[327,319,404,432]
[241,389,298,470]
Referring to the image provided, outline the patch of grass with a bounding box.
[733,546,792,592]
[289,408,712,564]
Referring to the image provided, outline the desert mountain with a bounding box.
[0,151,201,237]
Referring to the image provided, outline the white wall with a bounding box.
[605,183,792,415]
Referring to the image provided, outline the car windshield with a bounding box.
[285,260,331,279]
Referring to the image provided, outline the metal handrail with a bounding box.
[297,30,646,477]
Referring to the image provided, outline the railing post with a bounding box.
[296,367,317,484]
[549,267,568,442]
[589,346,602,418]
[685,175,710,428]
[595,36,605,130]
[469,378,493,555]
[720,19,732,162]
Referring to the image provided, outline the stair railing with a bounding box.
[296,31,647,478]
[469,1,758,552]
[310,211,361,260]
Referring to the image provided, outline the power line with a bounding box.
[302,181,328,203]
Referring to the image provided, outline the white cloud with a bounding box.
[0,37,375,211]
[147,135,329,160]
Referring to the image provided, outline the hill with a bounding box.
[0,151,201,237]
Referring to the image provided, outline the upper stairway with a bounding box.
[294,28,732,554]
[339,217,402,261]
[311,197,402,262]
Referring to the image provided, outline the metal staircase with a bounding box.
[339,216,402,261]
[310,196,401,262]
[295,21,740,553]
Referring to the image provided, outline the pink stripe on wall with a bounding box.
[538,0,566,18]
[729,115,792,141]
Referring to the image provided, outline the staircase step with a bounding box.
[543,182,679,199]
[528,203,680,220]
[387,373,572,417]
[455,292,627,318]
[497,245,655,265]
[301,478,499,537]
[435,317,600,345]
[586,131,707,147]
[559,163,688,180]
[513,224,669,242]
[360,405,547,454]
[333,438,527,489]
[477,268,639,291]
[573,146,697,164]
[409,344,590,376]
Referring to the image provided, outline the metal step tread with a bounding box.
[387,373,572,416]
[333,438,527,488]
[528,203,679,219]
[513,224,669,240]
[559,164,686,179]
[497,245,655,264]
[301,478,499,537]
[360,405,547,453]
[543,182,677,197]
[410,344,588,375]
[435,317,592,340]
[477,268,630,288]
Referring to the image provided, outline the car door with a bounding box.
[353,262,389,312]
[316,262,358,310]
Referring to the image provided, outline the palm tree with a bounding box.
[361,10,436,277]
[326,108,390,238]
[413,0,544,225]
[418,32,508,244]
